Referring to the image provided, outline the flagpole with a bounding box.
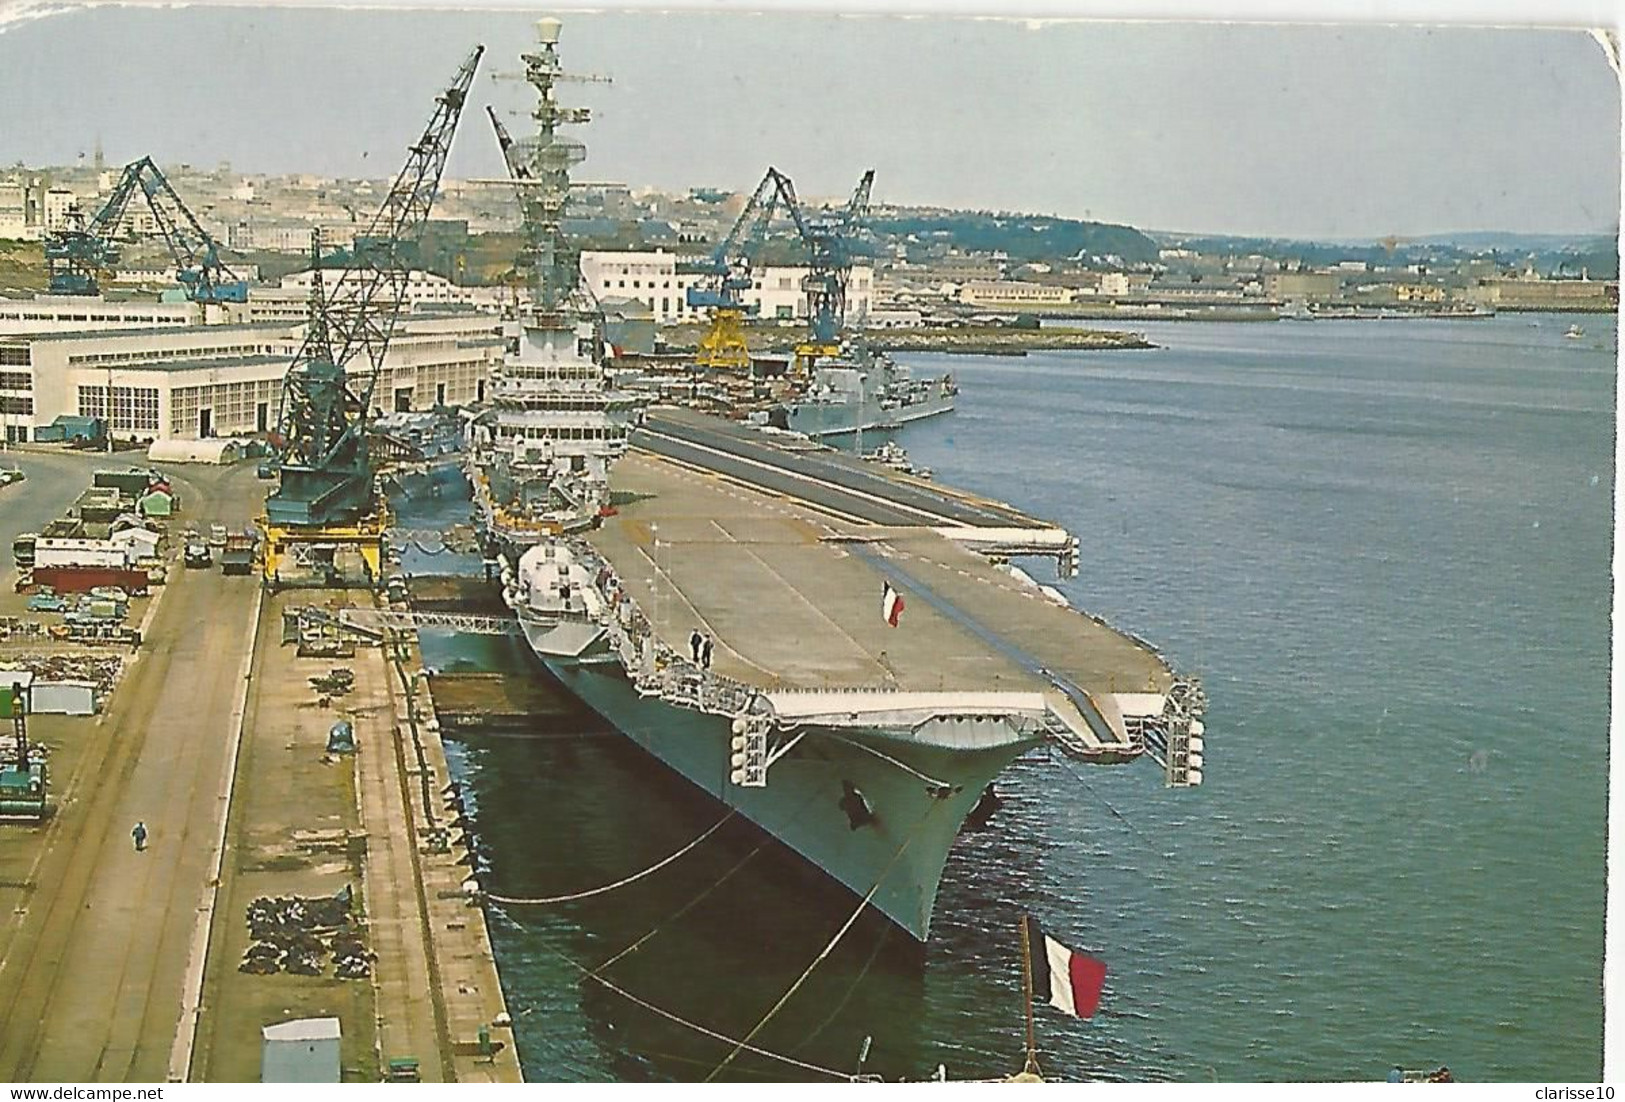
[1019,918,1040,1077]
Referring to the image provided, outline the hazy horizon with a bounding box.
[0,7,1618,240]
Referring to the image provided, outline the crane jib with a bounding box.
[267,44,485,531]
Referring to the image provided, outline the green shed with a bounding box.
[138,489,175,517]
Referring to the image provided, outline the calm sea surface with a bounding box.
[408,313,1615,1083]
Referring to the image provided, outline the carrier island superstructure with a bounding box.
[475,19,1206,941]
[465,17,640,554]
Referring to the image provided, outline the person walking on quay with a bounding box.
[132,821,148,852]
[689,628,703,663]
[701,635,714,670]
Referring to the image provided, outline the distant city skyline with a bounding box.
[0,6,1618,240]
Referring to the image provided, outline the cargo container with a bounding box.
[31,565,149,595]
[34,539,130,569]
[93,468,160,498]
[73,489,125,524]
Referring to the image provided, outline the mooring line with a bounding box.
[589,834,773,975]
[485,809,736,906]
[532,941,852,1080]
[703,800,942,1082]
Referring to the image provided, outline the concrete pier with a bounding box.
[189,592,521,1082]
[0,450,521,1083]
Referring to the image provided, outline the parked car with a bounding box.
[184,542,212,568]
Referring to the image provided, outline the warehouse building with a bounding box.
[0,296,196,336]
[0,311,503,443]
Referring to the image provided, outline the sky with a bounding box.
[0,3,1618,239]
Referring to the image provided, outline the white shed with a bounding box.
[146,438,245,465]
[109,527,160,560]
[261,1017,342,1083]
[0,671,35,707]
[29,680,99,716]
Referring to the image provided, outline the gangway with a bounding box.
[339,608,521,636]
[290,605,520,639]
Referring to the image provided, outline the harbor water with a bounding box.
[408,313,1613,1082]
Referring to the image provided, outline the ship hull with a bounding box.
[532,642,1036,940]
[785,389,956,439]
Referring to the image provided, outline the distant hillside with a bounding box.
[1409,231,1618,252]
[1151,231,1619,280]
[868,212,1160,265]
[0,240,46,294]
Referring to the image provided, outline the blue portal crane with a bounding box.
[769,169,874,369]
[43,157,247,303]
[789,170,877,364]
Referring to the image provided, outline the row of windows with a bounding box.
[0,349,29,367]
[0,369,29,388]
[68,342,282,367]
[0,396,31,416]
[77,385,159,433]
[0,311,185,325]
[603,278,686,291]
[165,367,489,437]
[504,425,627,441]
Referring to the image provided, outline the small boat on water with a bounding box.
[1565,324,1586,340]
[860,440,932,479]
[1388,1066,1456,1083]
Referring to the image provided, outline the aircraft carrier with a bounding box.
[505,407,1206,939]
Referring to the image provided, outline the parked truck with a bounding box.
[221,530,257,575]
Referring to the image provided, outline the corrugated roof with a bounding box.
[94,353,292,374]
[29,322,298,343]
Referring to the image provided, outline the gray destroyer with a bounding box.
[769,346,957,439]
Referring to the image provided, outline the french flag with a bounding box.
[881,581,905,627]
[1022,915,1106,1018]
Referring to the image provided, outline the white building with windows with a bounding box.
[957,280,1073,307]
[0,180,35,240]
[277,268,505,312]
[0,311,504,443]
[0,296,197,335]
[42,188,80,233]
[578,249,873,326]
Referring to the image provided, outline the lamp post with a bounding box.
[650,522,662,631]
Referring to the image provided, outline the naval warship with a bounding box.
[502,407,1207,940]
[769,345,957,439]
[481,20,1206,940]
